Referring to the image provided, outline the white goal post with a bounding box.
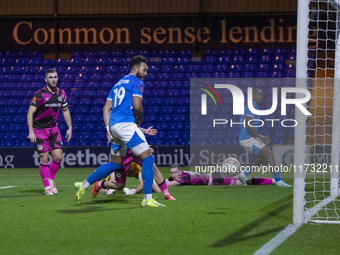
[294,0,340,225]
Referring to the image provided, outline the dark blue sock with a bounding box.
[87,162,122,185]
[141,155,154,195]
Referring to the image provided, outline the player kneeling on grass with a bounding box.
[92,150,175,200]
[166,164,275,186]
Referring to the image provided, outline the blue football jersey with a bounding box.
[107,74,144,126]
[239,102,260,140]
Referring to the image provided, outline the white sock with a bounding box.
[144,194,152,200]
[82,180,90,190]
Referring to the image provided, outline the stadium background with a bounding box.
[0,0,298,168]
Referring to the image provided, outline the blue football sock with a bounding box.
[141,155,154,195]
[272,170,282,182]
[86,162,122,185]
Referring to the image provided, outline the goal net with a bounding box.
[294,0,340,224]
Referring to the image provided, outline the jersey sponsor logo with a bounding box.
[58,96,62,102]
[45,103,61,107]
[37,145,43,151]
[116,172,122,178]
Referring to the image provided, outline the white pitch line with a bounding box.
[253,224,301,255]
[0,186,16,189]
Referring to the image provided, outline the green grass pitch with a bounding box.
[0,168,338,255]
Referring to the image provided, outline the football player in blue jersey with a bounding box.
[238,88,291,187]
[75,55,164,207]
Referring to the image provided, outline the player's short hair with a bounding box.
[45,68,57,78]
[129,55,147,69]
[169,164,181,170]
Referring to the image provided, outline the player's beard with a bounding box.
[47,83,57,93]
[136,69,145,80]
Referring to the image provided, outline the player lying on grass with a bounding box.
[166,164,276,186]
[92,149,175,200]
